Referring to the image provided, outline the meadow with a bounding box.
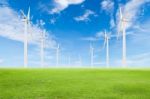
[0,68,150,99]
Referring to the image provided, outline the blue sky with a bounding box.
[0,0,150,67]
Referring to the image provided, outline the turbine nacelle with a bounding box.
[20,7,30,24]
[101,30,111,49]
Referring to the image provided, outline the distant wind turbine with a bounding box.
[103,30,111,68]
[118,7,129,68]
[90,44,94,68]
[20,7,30,68]
[40,30,46,68]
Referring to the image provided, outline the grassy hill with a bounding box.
[0,68,150,99]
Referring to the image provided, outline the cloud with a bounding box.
[101,0,114,13]
[50,0,84,14]
[101,0,115,28]
[0,6,57,49]
[74,10,97,22]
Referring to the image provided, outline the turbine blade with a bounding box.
[27,7,30,21]
[117,7,124,39]
[100,31,107,51]
[20,10,26,18]
[117,23,121,39]
[119,7,123,20]
[118,19,124,39]
[101,38,106,51]
[27,23,33,41]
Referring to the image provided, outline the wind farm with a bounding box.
[0,0,150,99]
[0,6,143,68]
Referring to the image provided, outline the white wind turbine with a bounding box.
[40,30,46,68]
[90,44,94,68]
[118,7,129,68]
[56,44,60,67]
[20,7,30,68]
[103,30,110,68]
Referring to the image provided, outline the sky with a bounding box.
[0,0,150,68]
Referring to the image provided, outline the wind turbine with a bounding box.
[20,7,30,68]
[90,44,94,68]
[103,30,110,68]
[118,7,128,68]
[56,44,60,67]
[40,30,46,68]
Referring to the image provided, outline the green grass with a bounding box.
[0,68,150,99]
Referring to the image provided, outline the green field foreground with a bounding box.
[0,69,150,99]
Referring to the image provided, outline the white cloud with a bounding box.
[50,0,84,14]
[74,10,97,22]
[101,0,115,28]
[0,6,57,49]
[101,0,114,12]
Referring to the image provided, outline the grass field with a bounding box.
[0,68,150,99]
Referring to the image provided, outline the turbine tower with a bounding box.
[103,31,110,68]
[40,30,46,68]
[20,7,30,68]
[119,7,128,68]
[90,44,94,68]
[56,44,60,67]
